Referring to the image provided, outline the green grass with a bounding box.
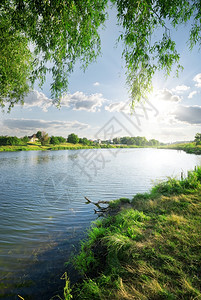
[0,143,99,152]
[160,142,201,155]
[69,167,201,299]
[0,143,159,152]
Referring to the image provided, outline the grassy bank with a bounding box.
[65,168,201,300]
[0,142,98,152]
[0,143,144,152]
[160,142,201,155]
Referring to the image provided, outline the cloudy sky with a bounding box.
[1,7,201,143]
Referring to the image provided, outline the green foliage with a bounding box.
[40,131,50,146]
[36,131,42,139]
[148,139,160,147]
[62,273,73,300]
[194,133,201,145]
[0,0,108,107]
[72,168,201,299]
[50,136,60,145]
[152,168,201,195]
[0,135,21,146]
[57,136,67,143]
[21,136,29,144]
[111,0,200,106]
[79,137,93,146]
[109,197,130,208]
[67,133,79,144]
[0,0,201,108]
[161,142,201,155]
[113,136,160,146]
[0,17,33,111]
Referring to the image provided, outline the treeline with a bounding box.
[0,133,95,146]
[113,136,161,146]
[67,133,94,145]
[0,133,163,147]
[0,136,28,146]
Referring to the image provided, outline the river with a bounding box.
[0,148,201,299]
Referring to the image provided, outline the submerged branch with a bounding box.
[84,196,110,214]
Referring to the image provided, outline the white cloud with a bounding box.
[172,85,190,93]
[20,90,106,112]
[3,118,90,132]
[60,91,105,112]
[193,73,201,88]
[188,91,198,99]
[155,89,182,102]
[173,105,201,124]
[93,82,100,86]
[23,90,52,112]
[105,101,125,112]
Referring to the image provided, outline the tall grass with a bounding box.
[70,167,201,299]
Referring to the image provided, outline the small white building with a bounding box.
[28,134,38,143]
[94,139,101,144]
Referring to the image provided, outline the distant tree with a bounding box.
[127,137,136,145]
[148,139,160,147]
[113,136,160,146]
[134,136,146,146]
[40,132,50,146]
[21,136,29,144]
[79,137,91,145]
[120,137,130,145]
[57,136,66,143]
[67,133,79,144]
[113,137,121,144]
[50,136,60,145]
[36,131,42,139]
[194,133,201,145]
[0,136,5,146]
[0,136,21,146]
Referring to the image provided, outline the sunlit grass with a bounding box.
[161,142,201,155]
[0,142,161,152]
[0,142,97,152]
[70,167,201,299]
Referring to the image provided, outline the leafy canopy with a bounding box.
[0,0,200,110]
[67,133,79,144]
[194,133,201,145]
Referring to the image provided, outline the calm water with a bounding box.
[0,148,201,299]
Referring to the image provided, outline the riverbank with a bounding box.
[160,142,201,155]
[1,141,201,155]
[66,167,201,299]
[0,142,145,152]
[0,142,96,152]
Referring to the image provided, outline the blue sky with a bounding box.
[1,6,201,143]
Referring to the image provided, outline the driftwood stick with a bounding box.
[84,196,102,209]
[84,196,110,213]
[85,197,110,205]
[97,200,110,204]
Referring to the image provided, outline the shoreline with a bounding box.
[0,143,152,152]
[1,142,201,155]
[159,143,201,155]
[65,167,201,299]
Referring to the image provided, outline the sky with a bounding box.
[1,6,201,143]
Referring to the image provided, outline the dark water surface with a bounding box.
[0,148,201,299]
